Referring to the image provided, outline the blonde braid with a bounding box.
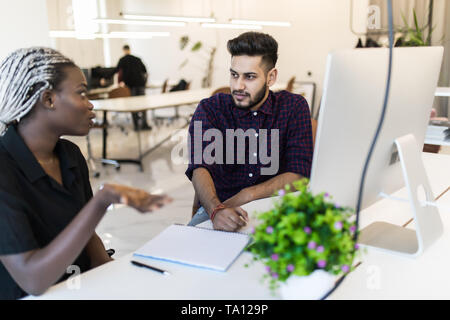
[0,47,74,135]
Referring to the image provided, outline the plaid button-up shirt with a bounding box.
[185,90,313,202]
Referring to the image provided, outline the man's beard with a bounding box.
[232,83,267,110]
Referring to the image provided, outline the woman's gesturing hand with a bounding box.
[99,183,172,213]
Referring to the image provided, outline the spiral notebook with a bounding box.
[133,224,251,272]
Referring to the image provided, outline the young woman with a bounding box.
[0,47,171,299]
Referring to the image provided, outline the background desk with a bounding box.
[24,153,450,300]
[90,88,212,170]
[425,125,450,147]
[435,87,450,97]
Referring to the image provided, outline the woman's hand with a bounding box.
[99,183,172,213]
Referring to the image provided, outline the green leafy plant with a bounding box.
[396,9,433,47]
[177,35,216,88]
[191,41,202,52]
[246,179,359,291]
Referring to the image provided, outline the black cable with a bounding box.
[320,0,394,300]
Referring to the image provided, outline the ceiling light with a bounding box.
[201,23,262,30]
[93,18,185,27]
[107,31,170,39]
[122,14,215,23]
[230,19,291,27]
[49,30,170,39]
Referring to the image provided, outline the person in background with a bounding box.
[115,44,151,131]
[0,47,171,299]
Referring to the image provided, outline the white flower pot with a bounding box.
[280,270,336,300]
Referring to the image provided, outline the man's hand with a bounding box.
[212,207,249,232]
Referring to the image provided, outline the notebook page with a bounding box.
[134,224,250,272]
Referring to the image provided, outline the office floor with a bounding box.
[67,111,450,259]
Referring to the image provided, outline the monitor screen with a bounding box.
[89,66,116,89]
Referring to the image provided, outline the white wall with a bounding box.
[0,0,50,61]
[121,0,361,112]
[47,0,364,112]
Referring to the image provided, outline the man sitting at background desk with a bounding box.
[185,32,313,231]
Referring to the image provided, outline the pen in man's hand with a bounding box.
[131,260,170,275]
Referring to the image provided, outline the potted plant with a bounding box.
[395,8,441,47]
[246,179,359,299]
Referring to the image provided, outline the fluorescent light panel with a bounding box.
[93,18,185,27]
[231,19,291,27]
[49,31,170,39]
[123,14,215,23]
[201,23,262,30]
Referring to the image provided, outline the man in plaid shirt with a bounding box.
[186,32,313,231]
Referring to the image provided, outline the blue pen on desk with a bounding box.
[131,260,170,275]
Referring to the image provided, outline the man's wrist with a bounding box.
[241,186,256,203]
[205,197,222,216]
[210,203,226,222]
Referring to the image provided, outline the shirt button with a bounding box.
[253,112,257,116]
[249,173,253,177]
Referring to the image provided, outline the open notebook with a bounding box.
[133,224,251,272]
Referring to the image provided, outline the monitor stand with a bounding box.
[357,134,443,257]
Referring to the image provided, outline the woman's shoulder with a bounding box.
[0,142,17,172]
[0,146,22,192]
[58,138,83,156]
[58,138,89,170]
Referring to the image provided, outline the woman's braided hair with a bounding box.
[0,47,75,135]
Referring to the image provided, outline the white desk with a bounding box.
[91,88,213,170]
[24,153,450,300]
[91,88,213,113]
[329,189,450,299]
[90,86,290,169]
[424,125,450,147]
[435,87,450,97]
[91,84,287,113]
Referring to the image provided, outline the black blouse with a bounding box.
[0,125,93,300]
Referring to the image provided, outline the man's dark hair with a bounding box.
[123,45,130,51]
[227,32,278,71]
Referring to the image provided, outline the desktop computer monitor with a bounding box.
[309,47,444,257]
[89,66,116,89]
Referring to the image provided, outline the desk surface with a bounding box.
[91,88,214,112]
[330,189,450,299]
[425,125,450,147]
[24,153,450,299]
[435,87,450,97]
[91,83,289,112]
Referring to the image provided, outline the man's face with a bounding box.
[230,55,269,109]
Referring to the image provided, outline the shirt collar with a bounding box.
[1,125,77,184]
[232,90,274,118]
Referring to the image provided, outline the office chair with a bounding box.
[211,86,231,95]
[285,76,296,92]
